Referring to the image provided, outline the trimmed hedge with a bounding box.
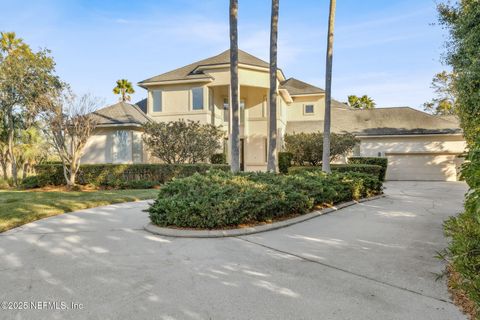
[278,152,293,174]
[210,153,227,164]
[147,170,382,229]
[33,163,230,188]
[288,164,383,179]
[348,157,388,181]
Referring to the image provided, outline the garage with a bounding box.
[386,154,460,181]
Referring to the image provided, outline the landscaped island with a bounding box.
[147,169,383,229]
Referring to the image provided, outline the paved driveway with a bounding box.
[0,181,468,320]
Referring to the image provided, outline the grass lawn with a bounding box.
[0,189,159,233]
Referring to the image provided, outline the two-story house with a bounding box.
[82,49,466,181]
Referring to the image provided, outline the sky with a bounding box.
[0,0,449,110]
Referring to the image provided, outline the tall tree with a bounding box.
[423,71,456,115]
[267,0,280,172]
[0,32,61,185]
[44,92,99,188]
[347,94,376,109]
[321,0,336,173]
[229,0,240,172]
[113,79,135,102]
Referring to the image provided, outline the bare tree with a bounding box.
[45,92,100,188]
[267,0,279,172]
[322,0,336,173]
[229,0,240,172]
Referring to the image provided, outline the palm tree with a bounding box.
[113,79,135,102]
[348,94,376,109]
[322,0,336,173]
[267,0,279,173]
[229,0,240,172]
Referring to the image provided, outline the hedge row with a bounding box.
[147,170,382,229]
[348,157,388,181]
[288,164,383,180]
[31,163,230,188]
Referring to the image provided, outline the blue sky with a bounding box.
[0,0,447,109]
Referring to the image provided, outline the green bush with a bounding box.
[444,141,480,310]
[20,176,43,189]
[34,163,230,187]
[148,170,382,229]
[348,157,388,181]
[278,152,293,174]
[288,164,382,179]
[210,153,227,164]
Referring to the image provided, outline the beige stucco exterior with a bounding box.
[81,52,466,181]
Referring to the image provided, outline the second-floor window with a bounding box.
[152,90,162,112]
[192,87,204,110]
[304,104,314,114]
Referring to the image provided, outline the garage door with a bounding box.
[386,154,459,181]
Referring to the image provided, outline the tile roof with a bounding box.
[286,107,462,136]
[92,101,151,127]
[138,49,269,85]
[280,78,325,96]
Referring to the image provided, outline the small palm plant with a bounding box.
[113,79,135,102]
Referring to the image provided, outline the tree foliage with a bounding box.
[0,31,61,185]
[284,132,357,166]
[438,1,480,315]
[113,79,135,102]
[142,120,224,164]
[347,95,376,109]
[423,71,457,115]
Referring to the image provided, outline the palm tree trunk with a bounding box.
[322,0,336,173]
[267,0,279,173]
[229,0,240,173]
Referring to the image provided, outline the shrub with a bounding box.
[348,157,388,181]
[148,170,382,229]
[444,141,480,311]
[20,176,43,189]
[288,164,382,179]
[210,153,227,164]
[278,152,293,174]
[34,163,230,187]
[284,132,357,166]
[148,171,312,228]
[142,120,224,164]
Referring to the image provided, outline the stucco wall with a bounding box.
[359,134,466,156]
[286,95,324,122]
[81,127,144,164]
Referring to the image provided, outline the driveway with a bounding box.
[0,181,468,320]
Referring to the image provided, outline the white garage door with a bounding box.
[386,154,459,181]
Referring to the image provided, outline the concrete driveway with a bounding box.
[0,181,468,320]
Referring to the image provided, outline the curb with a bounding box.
[144,194,385,238]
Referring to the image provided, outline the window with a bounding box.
[192,87,204,110]
[152,90,162,112]
[304,104,314,114]
[112,130,131,163]
[240,99,245,124]
[132,131,143,163]
[223,98,229,122]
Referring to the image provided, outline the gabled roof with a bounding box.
[135,98,147,113]
[286,107,462,136]
[280,78,325,96]
[92,101,151,127]
[138,49,270,86]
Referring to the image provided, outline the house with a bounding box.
[82,49,466,181]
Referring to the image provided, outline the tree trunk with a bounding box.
[322,0,336,173]
[267,0,279,173]
[7,122,18,186]
[22,163,29,180]
[0,158,8,181]
[229,0,240,173]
